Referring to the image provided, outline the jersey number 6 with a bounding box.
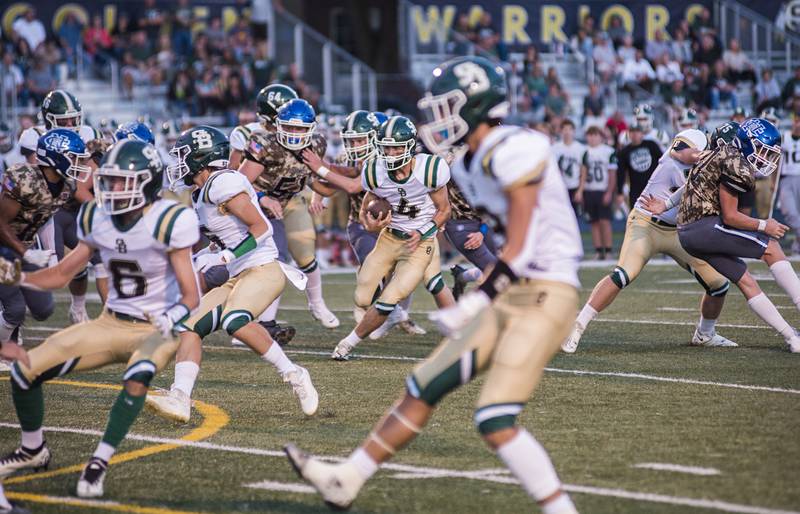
[109,259,147,298]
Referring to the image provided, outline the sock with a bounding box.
[496,429,565,503]
[575,304,598,329]
[346,447,379,481]
[398,294,413,316]
[542,493,578,514]
[697,315,717,335]
[0,483,11,509]
[770,260,800,308]
[259,296,281,323]
[0,315,15,342]
[463,267,482,282]
[70,294,86,311]
[305,268,324,306]
[605,247,612,254]
[12,383,44,434]
[343,329,363,348]
[172,361,200,397]
[261,343,296,375]
[747,293,795,340]
[21,429,44,450]
[101,389,146,449]
[92,441,115,462]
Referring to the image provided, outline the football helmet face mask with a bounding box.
[115,121,155,145]
[633,103,654,133]
[167,125,230,189]
[37,129,92,182]
[41,89,83,131]
[95,140,164,215]
[737,117,782,177]
[276,99,317,151]
[341,110,380,162]
[417,56,509,155]
[377,116,417,171]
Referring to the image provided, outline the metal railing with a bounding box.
[267,8,377,113]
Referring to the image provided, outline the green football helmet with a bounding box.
[256,84,299,126]
[677,108,698,130]
[633,103,655,132]
[417,56,509,155]
[41,89,83,131]
[95,140,163,215]
[341,110,380,162]
[709,121,740,150]
[377,116,417,170]
[760,107,780,126]
[167,125,230,188]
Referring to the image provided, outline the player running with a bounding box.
[0,139,201,497]
[285,56,582,513]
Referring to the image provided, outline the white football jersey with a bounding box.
[361,153,450,233]
[193,169,278,276]
[633,153,691,225]
[450,125,582,287]
[229,122,263,152]
[78,198,200,319]
[552,140,586,190]
[19,124,95,153]
[581,144,618,192]
[781,132,800,177]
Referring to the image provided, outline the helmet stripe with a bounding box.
[385,117,398,141]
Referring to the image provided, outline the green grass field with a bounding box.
[1,261,799,514]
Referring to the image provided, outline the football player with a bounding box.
[285,56,581,513]
[0,130,90,370]
[229,83,297,169]
[779,115,800,253]
[619,103,670,150]
[308,116,454,360]
[0,139,201,497]
[575,126,617,259]
[552,119,585,215]
[675,107,699,132]
[239,98,340,329]
[146,126,318,423]
[18,90,95,164]
[114,121,155,145]
[563,128,736,354]
[646,118,800,352]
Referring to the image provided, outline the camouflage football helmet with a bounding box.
[95,140,163,214]
[41,89,83,131]
[341,110,380,162]
[167,125,230,188]
[256,84,299,125]
[377,116,417,170]
[417,56,509,154]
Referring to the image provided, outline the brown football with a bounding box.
[366,197,391,219]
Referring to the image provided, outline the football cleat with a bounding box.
[786,332,800,353]
[260,320,296,346]
[284,444,363,510]
[561,322,585,354]
[310,303,340,329]
[282,366,319,416]
[450,265,468,301]
[76,457,107,498]
[368,318,395,340]
[69,306,90,324]
[0,444,51,478]
[690,329,738,347]
[332,340,355,361]
[145,386,192,423]
[398,319,426,335]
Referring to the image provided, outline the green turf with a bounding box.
[1,262,799,513]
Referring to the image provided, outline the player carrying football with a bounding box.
[285,56,582,514]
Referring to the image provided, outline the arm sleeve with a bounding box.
[492,132,549,190]
[168,208,201,250]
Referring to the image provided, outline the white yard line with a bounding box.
[243,480,316,494]
[0,422,794,514]
[633,462,721,476]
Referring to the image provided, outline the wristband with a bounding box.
[163,303,191,325]
[479,223,489,236]
[663,197,674,210]
[417,221,438,240]
[478,259,518,300]
[757,219,767,232]
[316,166,331,179]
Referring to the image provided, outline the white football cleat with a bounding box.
[76,457,107,498]
[310,303,340,329]
[69,306,90,325]
[0,444,50,477]
[561,322,585,354]
[284,444,363,510]
[283,366,319,416]
[691,329,738,347]
[332,340,355,361]
[786,332,800,353]
[368,319,395,340]
[398,319,426,335]
[145,387,192,423]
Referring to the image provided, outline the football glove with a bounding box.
[193,250,234,273]
[23,248,54,268]
[429,290,490,337]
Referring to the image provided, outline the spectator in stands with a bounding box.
[206,16,227,54]
[655,54,683,94]
[139,0,166,42]
[664,79,689,112]
[670,27,692,63]
[156,34,176,75]
[605,109,628,148]
[782,66,800,109]
[11,8,46,53]
[447,13,472,55]
[544,82,569,123]
[1,50,24,106]
[583,82,605,127]
[84,14,113,71]
[755,68,783,112]
[476,28,507,62]
[684,67,706,108]
[167,68,196,115]
[58,12,84,78]
[617,35,636,64]
[525,63,547,111]
[172,0,194,59]
[581,15,596,38]
[722,39,756,84]
[694,33,722,67]
[592,33,617,85]
[708,59,738,109]
[690,7,715,38]
[250,41,274,89]
[646,30,671,63]
[621,49,655,97]
[570,27,593,61]
[196,68,222,114]
[221,72,249,125]
[26,58,56,105]
[110,13,133,60]
[522,45,539,75]
[606,15,629,47]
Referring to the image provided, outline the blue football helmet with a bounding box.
[372,111,389,126]
[36,129,91,182]
[276,99,316,150]
[737,117,782,177]
[115,121,155,145]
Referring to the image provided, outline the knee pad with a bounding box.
[474,403,524,435]
[299,258,318,274]
[123,360,156,387]
[190,305,223,338]
[405,349,477,406]
[426,273,445,295]
[374,301,395,316]
[687,266,730,297]
[221,309,253,335]
[609,266,631,289]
